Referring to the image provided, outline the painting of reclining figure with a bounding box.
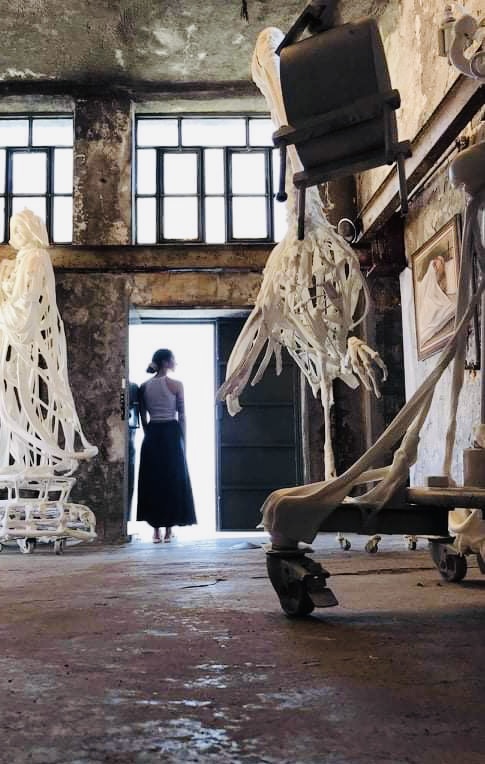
[412,216,460,361]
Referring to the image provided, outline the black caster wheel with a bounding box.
[365,537,380,554]
[266,555,315,617]
[430,542,467,582]
[54,539,66,555]
[476,553,485,574]
[22,538,36,554]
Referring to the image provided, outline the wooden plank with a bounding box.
[359,75,485,238]
[407,486,485,508]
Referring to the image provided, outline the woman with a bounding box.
[137,348,196,542]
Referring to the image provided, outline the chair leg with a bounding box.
[276,144,288,203]
[298,187,306,240]
[397,153,408,215]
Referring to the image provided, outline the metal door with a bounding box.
[216,318,302,531]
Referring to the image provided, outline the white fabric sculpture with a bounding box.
[217,27,387,479]
[0,210,97,551]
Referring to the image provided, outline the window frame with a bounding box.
[0,114,74,245]
[134,115,277,245]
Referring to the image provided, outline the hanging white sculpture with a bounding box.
[0,209,98,553]
[217,27,387,479]
[259,12,485,557]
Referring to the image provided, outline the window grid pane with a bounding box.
[163,197,199,240]
[137,119,178,147]
[0,198,4,242]
[135,117,276,244]
[0,119,29,147]
[136,197,157,244]
[32,118,73,147]
[0,117,74,243]
[182,118,246,147]
[231,197,268,239]
[12,196,46,222]
[12,152,47,194]
[231,152,266,195]
[54,148,73,194]
[136,149,157,195]
[53,196,73,243]
[163,153,198,195]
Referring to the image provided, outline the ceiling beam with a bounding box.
[0,78,260,100]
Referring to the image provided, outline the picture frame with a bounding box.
[411,216,461,362]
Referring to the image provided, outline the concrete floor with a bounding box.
[0,534,483,764]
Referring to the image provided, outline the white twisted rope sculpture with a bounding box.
[217,27,387,479]
[0,210,98,550]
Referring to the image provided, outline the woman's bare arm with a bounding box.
[175,382,186,440]
[139,384,149,432]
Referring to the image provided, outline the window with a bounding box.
[135,116,286,244]
[0,116,73,244]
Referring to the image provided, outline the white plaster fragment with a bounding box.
[115,49,125,68]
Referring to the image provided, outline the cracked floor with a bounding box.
[0,535,483,763]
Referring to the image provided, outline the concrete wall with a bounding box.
[358,0,483,207]
[399,160,481,486]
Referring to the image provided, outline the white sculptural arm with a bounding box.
[346,336,388,398]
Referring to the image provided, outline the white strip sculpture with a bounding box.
[0,209,98,553]
[217,27,387,480]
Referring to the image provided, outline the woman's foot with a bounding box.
[164,528,173,543]
[152,528,162,544]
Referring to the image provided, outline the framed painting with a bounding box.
[411,216,461,361]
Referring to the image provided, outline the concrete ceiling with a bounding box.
[0,0,391,85]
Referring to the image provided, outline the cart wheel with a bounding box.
[365,536,380,554]
[22,538,36,554]
[430,542,467,582]
[54,539,66,555]
[476,553,485,574]
[266,556,315,617]
[408,540,417,551]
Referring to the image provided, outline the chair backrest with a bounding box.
[279,18,397,170]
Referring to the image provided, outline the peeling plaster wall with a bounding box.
[399,162,479,486]
[55,274,129,542]
[358,0,483,207]
[73,97,132,245]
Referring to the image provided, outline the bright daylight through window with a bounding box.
[0,116,73,244]
[135,116,286,244]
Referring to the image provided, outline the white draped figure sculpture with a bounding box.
[0,209,97,551]
[217,27,387,479]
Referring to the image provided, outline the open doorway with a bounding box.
[127,308,302,541]
[128,316,217,540]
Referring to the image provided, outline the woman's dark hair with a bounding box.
[146,348,173,374]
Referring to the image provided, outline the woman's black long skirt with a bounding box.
[137,420,197,529]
